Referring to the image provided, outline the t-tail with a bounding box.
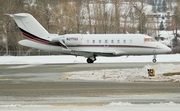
[8,13,51,43]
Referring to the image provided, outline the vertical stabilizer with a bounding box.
[10,13,50,41]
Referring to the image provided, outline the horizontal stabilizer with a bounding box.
[7,13,29,18]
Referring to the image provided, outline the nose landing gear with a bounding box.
[152,50,157,63]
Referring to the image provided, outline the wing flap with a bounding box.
[70,49,125,57]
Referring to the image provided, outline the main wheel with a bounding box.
[152,58,157,63]
[87,58,94,63]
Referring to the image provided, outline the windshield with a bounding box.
[144,38,157,42]
[151,38,157,42]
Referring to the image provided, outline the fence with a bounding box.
[0,50,60,56]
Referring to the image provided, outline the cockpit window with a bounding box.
[144,38,157,42]
[144,38,151,42]
[151,38,157,42]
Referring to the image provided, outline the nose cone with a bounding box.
[161,44,172,54]
[158,43,172,54]
[165,46,172,54]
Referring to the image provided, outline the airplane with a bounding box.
[9,13,171,63]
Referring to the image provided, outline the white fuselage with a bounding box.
[10,13,171,63]
[19,34,171,57]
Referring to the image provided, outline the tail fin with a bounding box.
[9,13,50,41]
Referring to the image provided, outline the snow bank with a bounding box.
[61,63,180,82]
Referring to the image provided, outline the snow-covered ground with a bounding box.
[56,54,180,83]
[1,54,180,110]
[1,54,180,83]
[0,101,180,111]
[1,54,180,64]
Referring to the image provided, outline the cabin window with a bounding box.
[87,40,89,43]
[123,40,126,43]
[93,40,95,44]
[111,40,114,44]
[99,40,101,43]
[105,40,108,44]
[130,39,132,43]
[117,40,120,44]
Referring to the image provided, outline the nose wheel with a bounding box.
[152,58,157,63]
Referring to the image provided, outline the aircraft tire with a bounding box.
[152,58,157,63]
[87,58,94,63]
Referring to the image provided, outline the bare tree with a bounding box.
[172,5,180,47]
[0,0,25,55]
[133,0,147,34]
[112,0,121,33]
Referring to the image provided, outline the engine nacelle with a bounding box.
[64,34,83,46]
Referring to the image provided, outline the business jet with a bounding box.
[9,13,171,63]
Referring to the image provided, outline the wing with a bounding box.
[68,49,125,58]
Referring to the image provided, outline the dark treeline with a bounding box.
[0,0,179,55]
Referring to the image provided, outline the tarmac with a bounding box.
[0,63,180,105]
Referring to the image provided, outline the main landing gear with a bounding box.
[87,58,94,63]
[87,56,96,63]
